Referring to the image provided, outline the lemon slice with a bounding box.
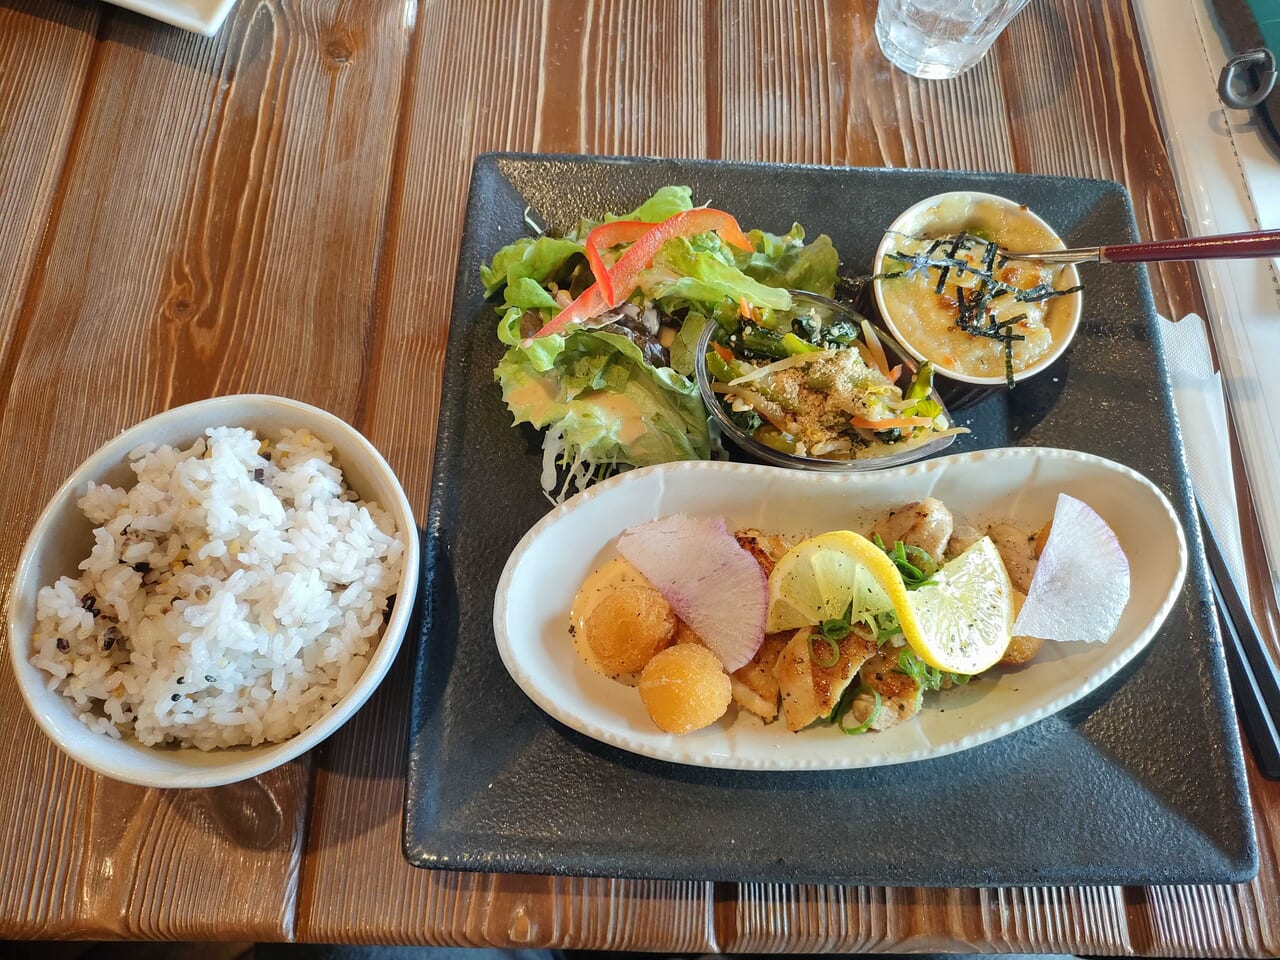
[766,531,905,633]
[899,536,1014,674]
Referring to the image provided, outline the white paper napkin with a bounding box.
[1156,313,1250,603]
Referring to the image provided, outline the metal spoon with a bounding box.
[1000,227,1280,265]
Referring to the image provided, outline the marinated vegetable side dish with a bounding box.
[569,493,1130,736]
[704,298,963,460]
[482,186,840,499]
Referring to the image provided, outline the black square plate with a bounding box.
[403,154,1256,886]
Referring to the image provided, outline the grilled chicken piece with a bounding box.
[775,626,879,732]
[734,529,793,577]
[1033,520,1052,558]
[987,523,1037,594]
[849,651,924,732]
[870,498,953,561]
[946,523,983,560]
[730,631,789,722]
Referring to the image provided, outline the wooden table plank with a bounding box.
[0,0,410,939]
[0,2,99,379]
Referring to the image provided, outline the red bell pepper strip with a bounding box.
[584,220,652,306]
[533,208,755,339]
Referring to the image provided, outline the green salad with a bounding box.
[483,186,839,498]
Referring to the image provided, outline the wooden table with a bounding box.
[2,0,1278,952]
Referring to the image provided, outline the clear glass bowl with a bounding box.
[693,291,959,472]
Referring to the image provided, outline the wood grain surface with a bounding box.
[0,0,1274,951]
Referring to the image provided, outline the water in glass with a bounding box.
[875,0,1033,80]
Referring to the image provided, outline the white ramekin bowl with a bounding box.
[7,394,419,788]
[873,191,1083,387]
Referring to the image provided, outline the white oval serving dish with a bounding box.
[493,449,1186,770]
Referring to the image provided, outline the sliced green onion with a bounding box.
[827,677,859,725]
[821,617,851,641]
[903,544,938,577]
[875,621,902,643]
[809,632,841,668]
[891,542,925,580]
[896,647,959,692]
[840,688,881,735]
[874,538,937,589]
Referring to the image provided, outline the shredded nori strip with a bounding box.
[883,249,977,282]
[935,232,970,295]
[881,234,1080,387]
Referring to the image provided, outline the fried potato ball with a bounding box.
[638,644,731,735]
[582,585,676,677]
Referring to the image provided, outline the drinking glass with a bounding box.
[875,0,1033,80]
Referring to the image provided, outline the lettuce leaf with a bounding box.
[618,185,694,223]
[505,276,561,311]
[495,329,710,496]
[635,237,793,314]
[737,224,840,298]
[480,235,584,298]
[563,185,695,242]
[668,310,711,378]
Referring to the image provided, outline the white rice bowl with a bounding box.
[28,426,405,750]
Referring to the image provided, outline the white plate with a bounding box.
[106,0,236,36]
[493,449,1187,770]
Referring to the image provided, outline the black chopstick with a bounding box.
[1213,582,1280,778]
[1197,499,1280,778]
